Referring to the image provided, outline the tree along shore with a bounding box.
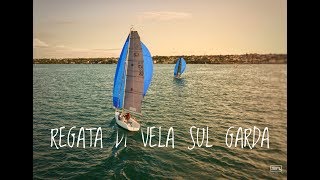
[33,54,286,64]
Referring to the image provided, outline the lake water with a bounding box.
[33,64,287,179]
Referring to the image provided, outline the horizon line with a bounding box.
[33,53,287,59]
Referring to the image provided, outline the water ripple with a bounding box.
[34,64,287,179]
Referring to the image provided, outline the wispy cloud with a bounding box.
[92,48,122,51]
[54,20,74,25]
[138,11,192,21]
[53,45,88,52]
[55,45,66,48]
[33,38,49,47]
[53,45,121,53]
[34,44,121,58]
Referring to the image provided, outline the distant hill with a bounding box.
[33,54,286,64]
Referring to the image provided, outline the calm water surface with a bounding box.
[33,64,287,179]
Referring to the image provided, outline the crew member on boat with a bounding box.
[120,112,131,123]
[125,113,131,120]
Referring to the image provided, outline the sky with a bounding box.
[33,0,287,58]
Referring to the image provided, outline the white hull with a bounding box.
[115,111,140,131]
[175,73,181,79]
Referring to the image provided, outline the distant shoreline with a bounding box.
[33,54,287,64]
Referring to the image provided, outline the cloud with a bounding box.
[54,20,74,25]
[138,11,191,21]
[54,45,120,52]
[34,43,121,58]
[54,45,86,52]
[33,46,120,59]
[55,45,66,48]
[92,48,122,51]
[33,38,49,47]
[64,46,120,54]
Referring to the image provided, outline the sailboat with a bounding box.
[174,57,186,78]
[112,29,153,131]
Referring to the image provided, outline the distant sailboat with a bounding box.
[174,57,186,78]
[112,29,153,131]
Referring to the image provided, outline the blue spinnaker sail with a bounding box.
[113,36,129,108]
[141,42,153,96]
[174,57,186,76]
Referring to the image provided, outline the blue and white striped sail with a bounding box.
[174,57,186,76]
[113,31,153,114]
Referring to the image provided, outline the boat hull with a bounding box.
[115,111,140,131]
